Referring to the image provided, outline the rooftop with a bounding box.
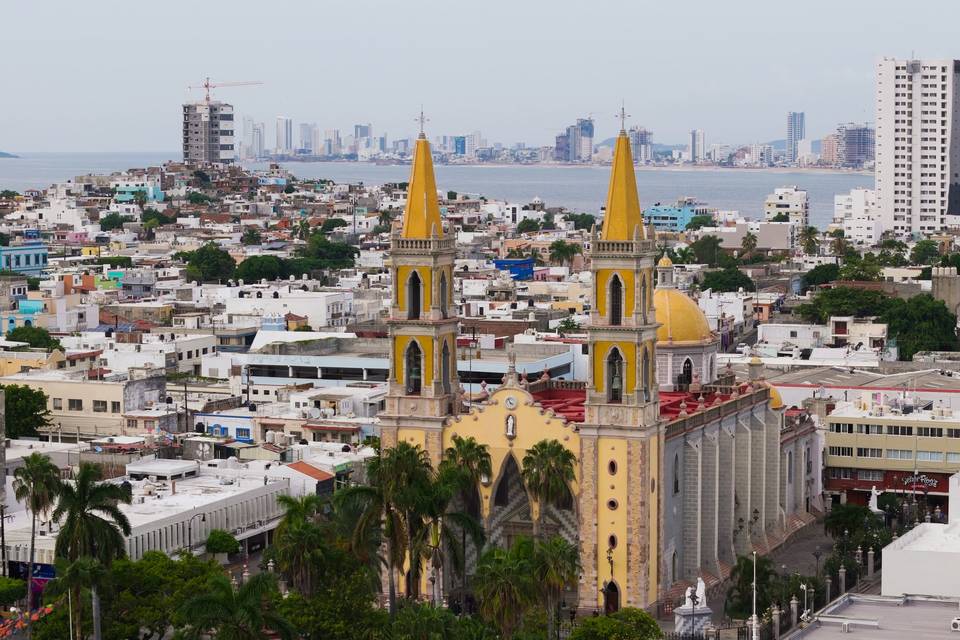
[791,594,960,640]
[763,366,960,394]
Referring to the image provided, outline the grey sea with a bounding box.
[0,153,873,229]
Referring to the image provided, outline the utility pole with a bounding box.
[751,551,759,640]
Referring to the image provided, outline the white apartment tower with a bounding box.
[876,57,960,237]
[689,129,705,162]
[182,101,235,165]
[786,111,805,163]
[275,116,294,154]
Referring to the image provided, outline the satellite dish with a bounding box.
[309,408,322,419]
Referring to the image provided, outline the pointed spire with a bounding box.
[401,129,443,239]
[600,123,643,242]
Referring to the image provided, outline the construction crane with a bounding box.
[188,77,263,103]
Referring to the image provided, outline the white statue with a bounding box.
[683,586,694,608]
[869,485,882,513]
[695,577,707,607]
[505,414,516,438]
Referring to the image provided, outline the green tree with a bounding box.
[516,218,541,234]
[99,212,131,231]
[689,235,724,266]
[0,576,26,606]
[44,556,107,640]
[673,246,695,264]
[521,439,576,539]
[321,218,348,234]
[831,231,849,258]
[548,240,582,267]
[684,214,714,231]
[564,213,596,230]
[725,554,777,620]
[473,542,536,640]
[541,212,556,230]
[276,567,388,640]
[54,462,133,565]
[204,529,240,555]
[2,384,52,438]
[8,325,62,350]
[186,191,212,205]
[769,212,790,222]
[13,452,61,617]
[240,227,262,246]
[800,226,820,255]
[824,503,879,539]
[838,253,882,281]
[0,190,19,199]
[298,233,359,270]
[556,316,581,334]
[740,232,758,259]
[235,255,284,282]
[701,267,756,292]
[534,536,580,640]
[910,239,941,265]
[141,208,174,227]
[269,494,328,596]
[795,287,889,324]
[180,242,236,282]
[882,294,960,360]
[178,572,295,640]
[569,607,663,640]
[801,263,839,291]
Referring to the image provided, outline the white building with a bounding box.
[688,129,705,163]
[786,111,805,163]
[876,58,960,237]
[182,101,235,165]
[764,186,809,226]
[275,116,293,154]
[835,188,881,245]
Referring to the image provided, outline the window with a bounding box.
[858,469,884,481]
[947,452,960,463]
[111,401,121,413]
[441,341,451,395]
[406,271,422,320]
[887,425,913,436]
[887,449,913,460]
[917,427,943,438]
[828,446,853,457]
[405,340,423,395]
[609,274,623,326]
[68,399,83,411]
[677,358,693,388]
[439,272,448,319]
[236,428,251,440]
[830,423,854,433]
[856,448,882,458]
[641,347,651,402]
[855,424,883,435]
[673,453,680,495]
[947,429,960,438]
[606,348,624,403]
[917,450,944,462]
[806,447,812,474]
[93,400,107,413]
[829,467,854,479]
[52,398,62,410]
[127,419,137,429]
[608,460,618,475]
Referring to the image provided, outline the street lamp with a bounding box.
[812,546,822,578]
[751,551,759,640]
[187,512,206,552]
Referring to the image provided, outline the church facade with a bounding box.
[378,126,820,613]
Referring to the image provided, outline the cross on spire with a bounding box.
[416,106,429,138]
[618,102,630,134]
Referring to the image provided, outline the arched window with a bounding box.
[604,581,620,614]
[673,453,680,495]
[640,275,648,322]
[708,354,715,383]
[671,552,678,584]
[642,347,651,402]
[606,348,624,403]
[405,340,422,395]
[787,450,794,483]
[407,271,422,320]
[439,272,448,319]
[441,340,451,394]
[609,274,623,326]
[677,358,693,388]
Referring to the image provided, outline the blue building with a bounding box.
[453,136,467,155]
[0,241,48,276]
[113,180,163,203]
[644,198,712,232]
[493,257,535,281]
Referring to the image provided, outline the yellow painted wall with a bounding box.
[393,335,435,388]
[596,437,629,600]
[592,341,637,395]
[595,269,635,320]
[396,265,433,315]
[443,387,581,520]
[397,428,426,451]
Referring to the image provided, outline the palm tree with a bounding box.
[443,435,492,491]
[549,240,582,267]
[473,542,535,640]
[179,572,295,640]
[44,556,106,640]
[270,495,328,596]
[674,247,695,264]
[337,441,432,617]
[534,536,581,640]
[53,462,132,636]
[740,232,758,260]
[800,226,820,256]
[521,439,576,539]
[12,452,61,617]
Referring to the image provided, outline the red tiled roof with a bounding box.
[287,461,334,482]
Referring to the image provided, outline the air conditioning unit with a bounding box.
[840,622,851,633]
[951,617,960,632]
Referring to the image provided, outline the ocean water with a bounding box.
[0,153,873,229]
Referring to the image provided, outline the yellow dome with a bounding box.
[657,255,674,268]
[767,384,784,410]
[654,288,713,343]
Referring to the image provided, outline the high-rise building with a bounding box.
[688,129,705,163]
[453,136,467,156]
[821,134,838,166]
[324,129,341,156]
[251,122,264,159]
[299,123,316,153]
[835,123,875,168]
[554,132,570,162]
[576,118,594,161]
[876,57,960,236]
[182,101,235,165]
[764,186,809,226]
[354,123,372,140]
[275,116,293,154]
[628,127,653,163]
[786,112,805,163]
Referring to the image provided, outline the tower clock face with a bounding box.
[504,396,517,409]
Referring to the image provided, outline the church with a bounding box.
[378,123,821,613]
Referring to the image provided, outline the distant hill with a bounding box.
[0,151,17,158]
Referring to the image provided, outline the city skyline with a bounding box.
[3,0,957,152]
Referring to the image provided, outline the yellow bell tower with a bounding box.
[379,129,459,466]
[579,115,662,612]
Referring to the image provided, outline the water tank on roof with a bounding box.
[265,431,276,444]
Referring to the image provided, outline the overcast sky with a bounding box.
[2,0,958,152]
